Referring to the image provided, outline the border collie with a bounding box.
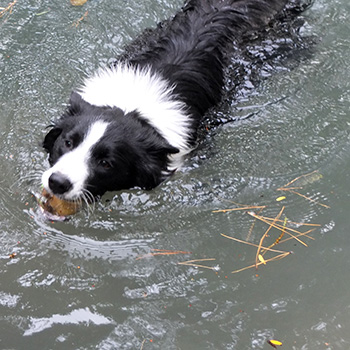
[42,0,308,201]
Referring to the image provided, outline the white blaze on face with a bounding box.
[42,121,109,199]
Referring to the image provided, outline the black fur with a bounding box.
[121,0,294,138]
[43,0,311,199]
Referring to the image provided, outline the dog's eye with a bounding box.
[99,160,112,169]
[64,140,73,149]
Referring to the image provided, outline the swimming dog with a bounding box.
[42,0,309,200]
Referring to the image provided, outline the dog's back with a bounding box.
[42,0,311,200]
[122,0,303,131]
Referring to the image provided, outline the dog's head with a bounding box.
[42,92,179,200]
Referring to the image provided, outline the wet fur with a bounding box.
[42,0,309,199]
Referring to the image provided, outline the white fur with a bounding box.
[78,64,193,170]
[42,121,109,200]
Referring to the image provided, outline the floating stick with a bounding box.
[259,218,314,242]
[221,234,288,254]
[278,228,316,244]
[246,207,264,242]
[280,189,330,209]
[178,258,217,270]
[212,205,266,213]
[261,217,288,256]
[257,215,321,227]
[279,170,321,189]
[231,252,291,274]
[0,0,17,18]
[136,249,191,260]
[277,170,330,208]
[255,207,284,269]
[72,10,88,27]
[247,212,310,246]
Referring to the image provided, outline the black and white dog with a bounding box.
[42,0,308,201]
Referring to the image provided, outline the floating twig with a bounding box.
[278,228,316,244]
[277,170,330,208]
[246,207,264,242]
[247,211,311,246]
[255,207,284,269]
[212,205,266,213]
[0,0,17,19]
[257,217,314,241]
[136,249,191,260]
[178,258,217,271]
[261,217,288,256]
[279,188,330,208]
[279,170,322,188]
[221,233,288,254]
[257,215,321,227]
[231,252,292,274]
[72,10,88,27]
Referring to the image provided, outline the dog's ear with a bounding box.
[67,91,84,116]
[162,144,179,155]
[154,133,180,155]
[42,127,62,153]
[134,139,180,189]
[66,92,88,116]
[66,91,122,117]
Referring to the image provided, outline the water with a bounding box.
[0,0,349,349]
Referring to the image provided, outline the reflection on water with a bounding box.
[24,308,114,336]
[0,0,350,348]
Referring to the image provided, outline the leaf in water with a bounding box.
[258,254,266,265]
[268,339,283,348]
[70,0,88,6]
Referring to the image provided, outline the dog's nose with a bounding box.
[48,173,73,195]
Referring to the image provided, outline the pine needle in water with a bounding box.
[261,217,288,256]
[246,207,264,242]
[280,188,330,208]
[221,233,288,254]
[277,170,330,208]
[255,207,285,269]
[136,249,191,260]
[279,170,322,188]
[72,10,88,27]
[231,252,292,274]
[247,211,311,247]
[0,0,17,19]
[212,205,266,213]
[257,215,321,227]
[178,258,218,271]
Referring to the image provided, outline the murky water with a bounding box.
[1,0,349,349]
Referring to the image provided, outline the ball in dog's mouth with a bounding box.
[37,188,81,219]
